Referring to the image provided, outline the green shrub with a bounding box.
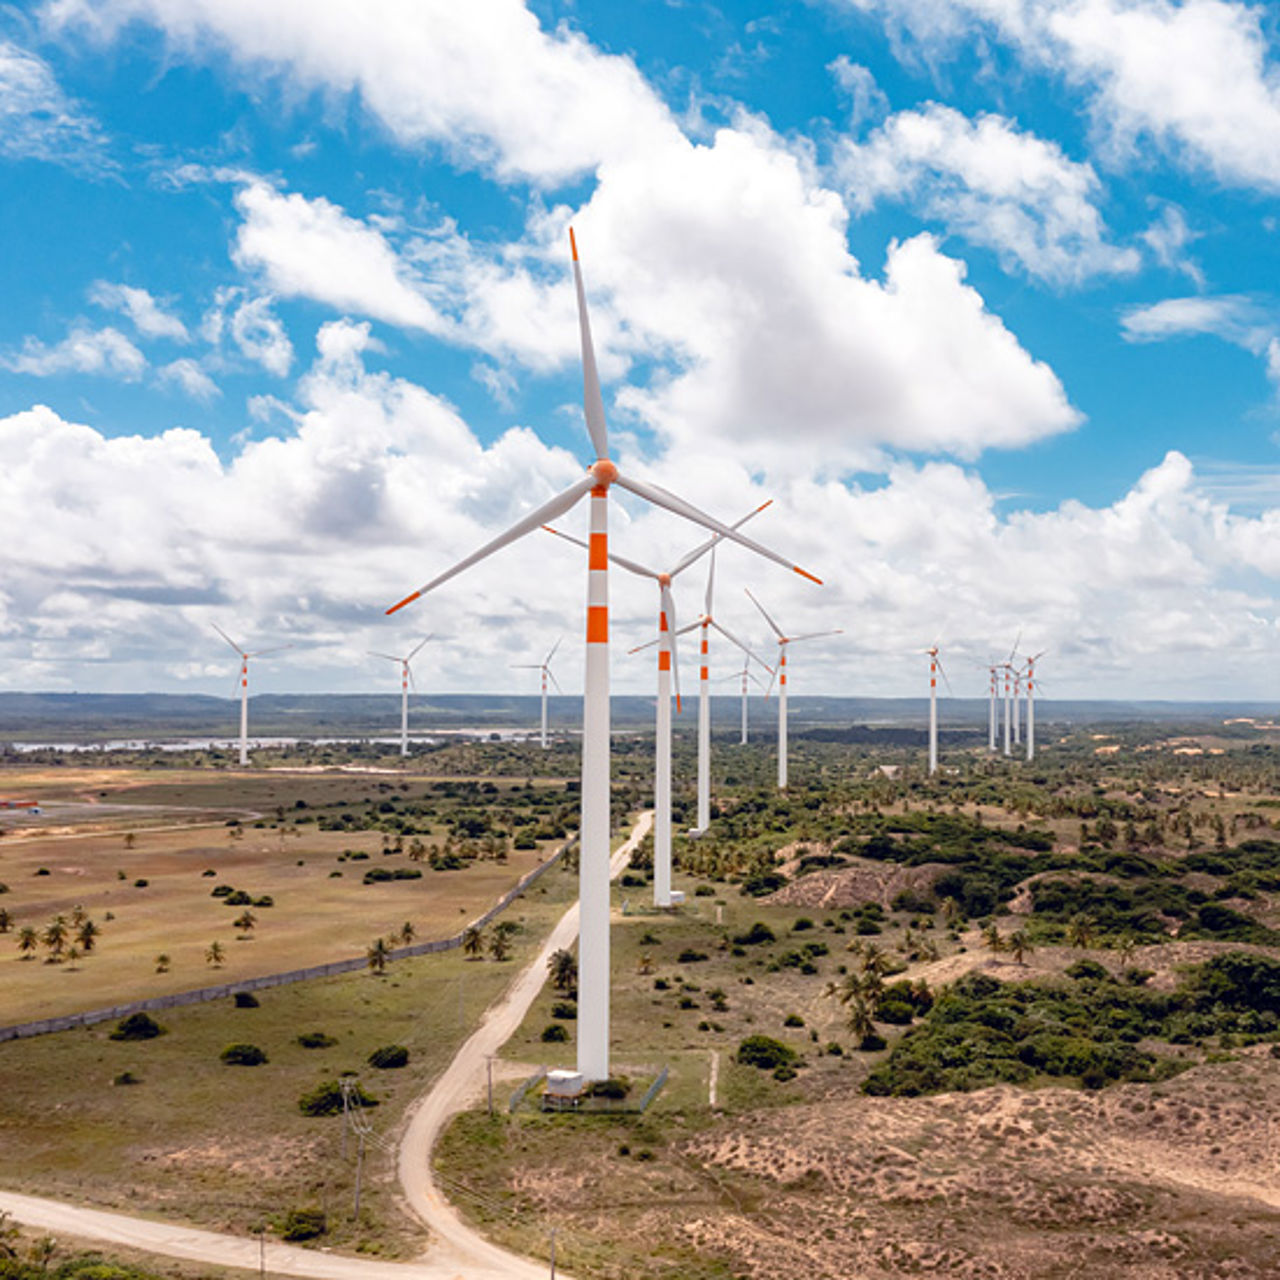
[112,1071,140,1086]
[233,991,260,1008]
[736,1035,796,1070]
[1066,959,1110,982]
[297,1079,378,1116]
[732,922,776,946]
[541,1023,569,1042]
[279,1207,327,1241]
[677,949,708,963]
[109,1012,164,1041]
[367,1044,409,1069]
[296,1031,338,1049]
[783,1013,804,1027]
[551,1001,577,1020]
[221,1042,267,1066]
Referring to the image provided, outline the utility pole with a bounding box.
[549,1227,557,1279]
[487,1055,494,1117]
[339,1077,353,1160]
[353,1130,366,1220]
[257,1227,266,1279]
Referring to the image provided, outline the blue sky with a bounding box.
[2,0,1280,701]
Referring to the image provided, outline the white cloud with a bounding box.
[157,357,219,400]
[44,0,677,185]
[232,181,446,332]
[844,0,1280,193]
[88,281,189,341]
[835,103,1140,284]
[2,325,146,380]
[1120,295,1278,386]
[0,38,111,170]
[1139,203,1204,286]
[828,56,889,131]
[229,295,294,377]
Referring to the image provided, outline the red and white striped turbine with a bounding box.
[511,638,563,749]
[385,231,820,1081]
[212,624,291,767]
[369,635,434,756]
[745,589,842,790]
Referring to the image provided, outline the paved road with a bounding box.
[0,810,654,1280]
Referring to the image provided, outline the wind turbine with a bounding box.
[719,650,769,745]
[745,589,842,790]
[924,643,952,776]
[548,510,760,906]
[212,625,291,767]
[369,636,433,756]
[512,638,563,749]
[987,665,999,751]
[384,230,820,1081]
[1023,651,1046,762]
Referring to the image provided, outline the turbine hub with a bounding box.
[658,572,671,587]
[590,459,618,487]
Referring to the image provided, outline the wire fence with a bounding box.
[0,834,577,1044]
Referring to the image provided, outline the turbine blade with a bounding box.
[387,473,595,613]
[788,629,843,643]
[369,651,402,662]
[546,521,655,579]
[548,667,565,695]
[708,618,757,662]
[613,472,821,584]
[705,545,717,616]
[543,524,587,551]
[211,623,242,655]
[1007,629,1022,664]
[662,581,682,714]
[570,228,609,463]
[248,644,293,658]
[744,587,785,639]
[670,497,773,579]
[546,635,563,666]
[406,633,434,661]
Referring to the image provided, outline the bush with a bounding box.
[367,1044,409,1069]
[109,1012,164,1041]
[113,1071,140,1086]
[221,1042,267,1066]
[298,1079,378,1116]
[792,917,814,931]
[280,1207,327,1241]
[211,884,234,897]
[858,1032,887,1052]
[1065,959,1110,982]
[732,922,776,947]
[736,1035,797,1070]
[551,1001,577,1020]
[541,1023,569,1042]
[233,991,260,1008]
[133,879,149,888]
[677,949,709,963]
[586,1077,629,1099]
[875,999,916,1025]
[297,1031,338,1049]
[783,1013,804,1027]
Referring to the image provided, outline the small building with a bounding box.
[543,1068,585,1110]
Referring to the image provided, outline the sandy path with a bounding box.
[0,810,653,1280]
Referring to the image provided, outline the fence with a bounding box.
[0,835,577,1044]
[508,1067,548,1114]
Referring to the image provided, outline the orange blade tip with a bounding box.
[386,590,421,616]
[794,566,823,585]
[569,226,578,260]
[676,696,683,714]
[756,498,774,512]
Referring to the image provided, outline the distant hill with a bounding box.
[1,691,1278,744]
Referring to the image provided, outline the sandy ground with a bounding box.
[0,811,653,1280]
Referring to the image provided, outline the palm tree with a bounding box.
[407,838,426,863]
[17,927,38,959]
[76,919,99,953]
[1067,914,1094,949]
[845,996,876,1043]
[367,937,391,974]
[462,926,484,959]
[42,917,67,963]
[0,908,12,934]
[0,1208,19,1258]
[488,931,511,962]
[547,948,577,992]
[983,924,1004,954]
[64,945,81,971]
[206,941,226,968]
[1008,930,1032,965]
[233,910,257,937]
[1116,934,1137,965]
[155,953,171,974]
[399,921,416,945]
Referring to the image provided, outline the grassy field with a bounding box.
[0,763,574,1023]
[0,851,583,1258]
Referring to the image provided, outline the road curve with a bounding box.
[0,810,654,1280]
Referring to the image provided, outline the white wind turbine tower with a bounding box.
[720,650,769,745]
[369,636,433,756]
[924,643,952,776]
[745,588,842,790]
[1024,651,1046,762]
[549,505,766,906]
[512,638,563,749]
[987,665,999,751]
[212,624,291,767]
[674,527,772,835]
[384,229,820,1081]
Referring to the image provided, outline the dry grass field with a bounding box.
[0,763,570,1024]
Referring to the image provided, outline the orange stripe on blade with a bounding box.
[589,532,608,570]
[570,226,578,261]
[586,606,608,644]
[387,590,421,615]
[793,566,823,585]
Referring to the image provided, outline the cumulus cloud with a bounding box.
[228,295,293,377]
[2,325,146,379]
[157,357,219,400]
[0,38,111,170]
[843,0,1280,193]
[835,103,1139,284]
[1121,294,1278,386]
[88,281,189,340]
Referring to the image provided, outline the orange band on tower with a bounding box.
[589,533,608,570]
[659,651,671,671]
[701,666,709,681]
[586,606,608,644]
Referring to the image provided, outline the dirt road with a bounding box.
[0,810,653,1280]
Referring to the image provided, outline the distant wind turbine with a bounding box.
[383,229,820,1082]
[511,638,563,749]
[369,635,434,756]
[924,643,952,776]
[745,589,842,790]
[212,624,291,767]
[1024,651,1046,762]
[719,650,768,745]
